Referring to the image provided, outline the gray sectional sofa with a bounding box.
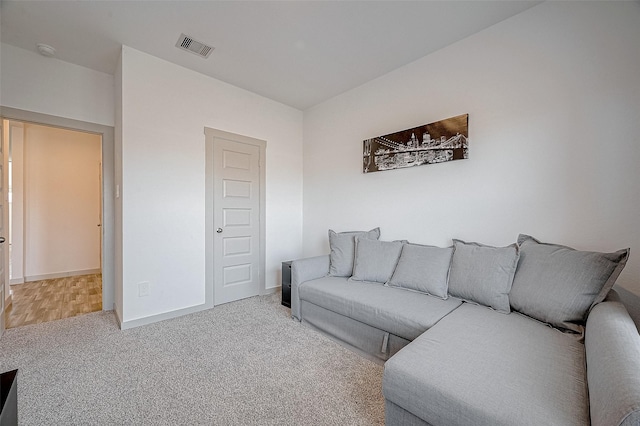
[290,229,640,425]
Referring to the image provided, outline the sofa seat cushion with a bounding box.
[383,303,589,426]
[298,277,462,341]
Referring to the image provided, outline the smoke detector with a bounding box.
[175,34,214,58]
[36,43,56,57]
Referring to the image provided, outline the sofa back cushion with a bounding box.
[385,243,453,299]
[351,237,403,283]
[328,228,380,277]
[448,239,520,313]
[510,234,629,333]
[586,301,640,426]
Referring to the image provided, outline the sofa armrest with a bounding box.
[290,255,330,321]
[586,301,640,426]
[607,285,640,333]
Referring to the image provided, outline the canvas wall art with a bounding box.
[363,114,468,173]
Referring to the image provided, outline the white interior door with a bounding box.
[0,119,8,336]
[210,130,264,305]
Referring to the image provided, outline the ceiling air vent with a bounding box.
[175,33,214,58]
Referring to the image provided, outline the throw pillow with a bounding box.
[351,237,404,283]
[385,243,453,299]
[328,228,380,277]
[448,239,520,313]
[510,234,630,333]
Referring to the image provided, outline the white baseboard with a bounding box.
[119,302,211,330]
[4,295,11,309]
[113,304,123,329]
[118,288,278,331]
[24,269,101,282]
[10,278,25,285]
[263,286,280,295]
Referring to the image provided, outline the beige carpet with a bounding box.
[0,293,385,425]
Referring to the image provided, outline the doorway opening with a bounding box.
[3,120,103,328]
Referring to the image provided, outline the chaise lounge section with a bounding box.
[290,229,640,425]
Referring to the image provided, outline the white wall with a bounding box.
[118,46,303,323]
[23,123,102,278]
[0,43,115,127]
[303,2,640,294]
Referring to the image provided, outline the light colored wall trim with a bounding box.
[204,127,267,304]
[204,129,214,310]
[0,106,115,311]
[263,286,279,295]
[120,302,209,330]
[24,268,101,282]
[8,121,25,283]
[4,295,11,309]
[114,305,123,329]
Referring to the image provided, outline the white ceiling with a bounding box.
[0,1,540,110]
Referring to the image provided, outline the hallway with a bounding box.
[4,274,102,328]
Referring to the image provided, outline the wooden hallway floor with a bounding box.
[4,274,102,329]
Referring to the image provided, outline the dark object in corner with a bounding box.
[282,261,292,308]
[0,369,18,426]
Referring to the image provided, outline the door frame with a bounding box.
[0,119,6,336]
[0,107,115,311]
[204,127,266,307]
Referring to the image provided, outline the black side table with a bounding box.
[0,369,18,426]
[282,261,292,308]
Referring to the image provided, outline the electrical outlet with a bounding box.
[138,281,150,297]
